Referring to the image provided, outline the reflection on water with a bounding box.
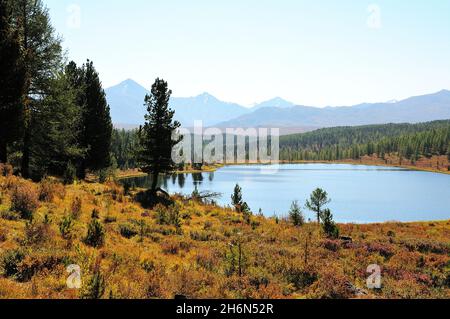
[119,164,450,223]
[121,172,212,192]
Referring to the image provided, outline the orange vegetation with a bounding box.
[0,170,449,299]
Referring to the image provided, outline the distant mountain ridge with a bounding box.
[106,80,250,127]
[106,80,450,133]
[217,90,450,131]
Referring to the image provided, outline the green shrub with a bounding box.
[91,208,100,219]
[284,265,318,290]
[119,223,138,239]
[288,201,305,227]
[0,249,26,279]
[0,249,62,282]
[84,219,105,248]
[81,269,106,299]
[98,169,109,183]
[59,215,74,240]
[155,204,182,229]
[321,209,339,239]
[63,162,77,185]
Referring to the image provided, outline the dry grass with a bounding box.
[0,174,448,299]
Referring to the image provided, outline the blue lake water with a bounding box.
[120,164,450,223]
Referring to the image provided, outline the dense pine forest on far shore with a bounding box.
[110,120,450,171]
[279,120,450,163]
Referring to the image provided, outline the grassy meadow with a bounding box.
[0,165,449,299]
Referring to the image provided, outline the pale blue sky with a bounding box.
[45,0,450,107]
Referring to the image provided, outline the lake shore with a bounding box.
[117,155,450,180]
[0,172,449,299]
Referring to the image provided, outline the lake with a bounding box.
[120,164,450,223]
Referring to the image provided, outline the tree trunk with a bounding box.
[0,139,7,163]
[151,171,159,195]
[21,125,30,178]
[21,1,31,179]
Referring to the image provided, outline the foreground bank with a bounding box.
[0,172,449,299]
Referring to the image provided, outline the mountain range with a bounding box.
[106,79,450,134]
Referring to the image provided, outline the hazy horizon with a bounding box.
[108,78,449,109]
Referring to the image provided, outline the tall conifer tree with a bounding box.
[138,78,181,194]
[9,0,63,177]
[0,0,25,163]
[81,60,113,175]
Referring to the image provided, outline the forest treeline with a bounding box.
[0,0,112,181]
[279,120,450,162]
[111,120,450,169]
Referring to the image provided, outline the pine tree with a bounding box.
[288,201,305,227]
[9,0,63,177]
[231,184,250,214]
[306,188,331,224]
[0,0,25,163]
[30,70,85,179]
[81,60,113,175]
[137,78,182,195]
[321,209,340,239]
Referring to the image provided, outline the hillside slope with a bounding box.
[219,90,450,130]
[0,171,449,299]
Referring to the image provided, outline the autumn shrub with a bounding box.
[119,223,139,239]
[322,239,341,252]
[365,242,395,259]
[11,181,39,220]
[107,182,124,202]
[140,259,156,273]
[0,163,13,177]
[283,264,318,290]
[248,266,271,290]
[161,241,180,255]
[308,268,353,299]
[0,209,21,221]
[70,197,82,219]
[400,238,450,255]
[84,219,105,248]
[24,218,52,245]
[146,270,164,298]
[195,250,218,271]
[103,215,117,224]
[161,239,191,255]
[190,230,220,242]
[39,178,65,202]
